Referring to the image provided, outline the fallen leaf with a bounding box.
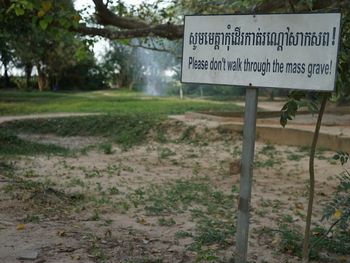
[57,230,65,237]
[295,203,304,210]
[137,217,149,225]
[71,255,81,260]
[334,209,342,219]
[17,224,25,230]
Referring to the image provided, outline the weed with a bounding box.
[99,143,113,154]
[180,126,196,142]
[103,219,113,226]
[24,214,41,224]
[277,222,303,257]
[106,164,120,176]
[108,186,120,195]
[68,177,85,188]
[87,234,107,262]
[89,210,101,221]
[23,169,38,178]
[254,144,282,168]
[125,258,163,263]
[0,130,69,156]
[158,217,176,226]
[158,147,176,159]
[0,161,15,175]
[175,230,193,239]
[193,216,235,247]
[84,168,102,178]
[287,153,304,161]
[113,200,130,213]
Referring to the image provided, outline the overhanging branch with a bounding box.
[76,23,183,40]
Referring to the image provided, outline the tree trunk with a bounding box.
[128,80,134,91]
[302,93,329,262]
[37,64,48,91]
[3,61,10,88]
[24,63,32,89]
[179,86,183,100]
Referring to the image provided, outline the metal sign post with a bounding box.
[235,87,258,263]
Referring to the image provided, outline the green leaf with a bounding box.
[39,19,49,30]
[14,7,25,16]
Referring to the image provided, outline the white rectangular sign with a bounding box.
[181,13,341,91]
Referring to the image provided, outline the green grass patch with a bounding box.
[0,130,69,156]
[0,90,242,116]
[124,176,236,261]
[1,114,162,149]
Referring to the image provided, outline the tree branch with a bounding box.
[75,23,183,40]
[127,39,180,58]
[93,0,149,29]
[75,0,347,42]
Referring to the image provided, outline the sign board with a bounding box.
[181,13,341,91]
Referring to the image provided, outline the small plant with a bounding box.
[84,167,102,178]
[318,152,350,254]
[287,153,304,161]
[322,152,350,225]
[23,169,38,178]
[108,186,120,195]
[254,143,281,168]
[68,177,85,188]
[175,230,193,239]
[99,142,113,154]
[158,147,176,159]
[87,234,107,262]
[158,217,176,226]
[89,210,101,221]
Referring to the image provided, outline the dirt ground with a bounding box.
[0,116,348,263]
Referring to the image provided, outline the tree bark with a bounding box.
[302,93,329,262]
[3,61,10,88]
[24,63,32,89]
[36,64,48,92]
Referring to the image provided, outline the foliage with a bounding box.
[335,9,350,103]
[100,42,142,89]
[0,0,99,91]
[58,49,107,90]
[322,152,350,229]
[280,91,319,127]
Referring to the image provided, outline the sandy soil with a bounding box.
[0,116,348,263]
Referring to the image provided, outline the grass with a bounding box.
[254,144,282,168]
[259,215,350,261]
[0,130,69,156]
[1,114,162,150]
[0,90,242,152]
[0,90,241,116]
[123,176,237,261]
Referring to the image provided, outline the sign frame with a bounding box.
[181,12,342,92]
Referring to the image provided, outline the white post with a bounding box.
[235,87,258,263]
